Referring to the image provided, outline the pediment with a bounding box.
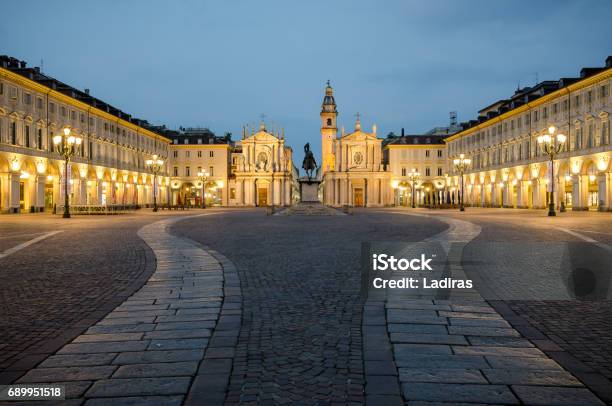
[245,130,280,144]
[341,130,376,142]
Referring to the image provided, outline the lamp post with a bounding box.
[453,153,471,212]
[53,127,82,218]
[145,154,164,212]
[407,168,421,208]
[537,125,566,216]
[197,170,209,209]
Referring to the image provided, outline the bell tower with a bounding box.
[321,80,338,175]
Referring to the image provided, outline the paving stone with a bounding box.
[106,310,176,318]
[155,314,217,323]
[485,356,564,370]
[452,345,545,357]
[390,333,468,345]
[466,336,534,347]
[85,377,191,397]
[154,321,216,331]
[74,333,144,343]
[512,385,605,406]
[39,354,118,368]
[398,368,487,384]
[97,317,156,326]
[402,382,519,404]
[59,341,149,354]
[438,311,503,320]
[387,324,447,334]
[365,375,400,395]
[394,354,489,369]
[394,344,452,356]
[86,324,156,334]
[113,361,198,378]
[447,326,520,337]
[85,395,184,406]
[483,369,582,386]
[365,394,404,405]
[364,361,398,376]
[18,366,117,382]
[448,318,511,328]
[112,349,204,365]
[148,338,209,350]
[144,329,212,340]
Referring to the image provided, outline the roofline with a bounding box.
[444,67,612,143]
[0,66,171,144]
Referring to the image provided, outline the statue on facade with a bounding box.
[302,143,318,180]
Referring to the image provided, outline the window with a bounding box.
[185,166,190,176]
[184,139,188,144]
[230,188,236,199]
[401,167,406,176]
[0,82,3,94]
[10,122,16,144]
[71,110,76,120]
[173,166,178,176]
[553,103,558,114]
[186,151,190,158]
[437,167,443,176]
[327,118,332,126]
[587,91,592,104]
[36,98,43,109]
[543,107,547,119]
[89,141,93,159]
[197,138,202,144]
[49,102,55,113]
[23,93,32,105]
[575,95,581,108]
[425,167,430,176]
[173,139,178,144]
[10,86,17,99]
[209,166,214,176]
[61,106,67,117]
[209,151,214,157]
[437,150,442,158]
[197,151,202,158]
[25,125,30,148]
[197,166,202,174]
[37,128,42,149]
[425,150,430,157]
[173,150,178,157]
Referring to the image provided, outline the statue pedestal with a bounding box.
[299,177,321,202]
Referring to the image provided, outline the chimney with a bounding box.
[19,61,26,68]
[401,128,405,137]
[34,67,40,73]
[606,56,612,68]
[85,88,90,95]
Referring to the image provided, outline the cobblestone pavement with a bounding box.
[385,208,612,404]
[3,213,236,405]
[173,210,447,404]
[0,211,209,384]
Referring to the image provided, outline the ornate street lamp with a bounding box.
[537,126,566,216]
[453,153,471,212]
[407,168,421,208]
[197,170,209,209]
[145,154,164,212]
[53,127,82,218]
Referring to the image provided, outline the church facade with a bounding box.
[320,83,393,207]
[227,123,294,207]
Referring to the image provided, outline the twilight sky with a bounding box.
[2,0,611,162]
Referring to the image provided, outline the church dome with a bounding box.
[321,81,337,113]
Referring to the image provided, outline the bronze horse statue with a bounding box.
[302,143,318,180]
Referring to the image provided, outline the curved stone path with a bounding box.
[9,213,236,405]
[366,211,604,405]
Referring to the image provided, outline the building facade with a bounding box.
[0,56,170,213]
[320,83,392,207]
[227,123,293,206]
[445,56,612,211]
[385,134,447,206]
[166,128,231,206]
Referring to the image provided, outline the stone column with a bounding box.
[572,174,588,210]
[597,173,608,211]
[78,178,87,205]
[9,172,21,213]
